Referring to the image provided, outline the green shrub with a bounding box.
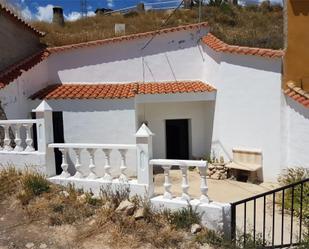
[22,171,50,196]
[163,204,201,230]
[278,167,309,226]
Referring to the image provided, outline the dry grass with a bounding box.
[0,168,203,248]
[31,5,283,49]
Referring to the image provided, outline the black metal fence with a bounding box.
[230,178,309,248]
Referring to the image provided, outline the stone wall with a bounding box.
[207,163,228,180]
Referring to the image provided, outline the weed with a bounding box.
[21,171,50,196]
[99,185,130,208]
[163,204,201,230]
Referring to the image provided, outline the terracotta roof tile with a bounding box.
[30,81,215,100]
[285,81,309,108]
[47,22,208,54]
[0,4,44,37]
[0,50,50,89]
[202,33,284,58]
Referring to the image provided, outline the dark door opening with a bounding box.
[53,112,65,175]
[166,119,189,160]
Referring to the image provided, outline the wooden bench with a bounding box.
[226,148,263,183]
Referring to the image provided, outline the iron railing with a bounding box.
[230,178,309,248]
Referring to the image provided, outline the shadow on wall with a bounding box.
[291,1,309,16]
[286,97,309,119]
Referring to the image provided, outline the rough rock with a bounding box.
[134,207,144,220]
[116,200,135,216]
[39,243,48,249]
[77,194,87,203]
[60,191,69,197]
[191,224,202,234]
[25,242,35,248]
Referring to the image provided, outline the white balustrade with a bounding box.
[118,149,128,182]
[150,159,208,203]
[87,148,97,179]
[13,124,23,152]
[199,165,209,203]
[73,148,84,178]
[0,120,38,153]
[59,148,70,178]
[2,124,12,151]
[162,165,172,199]
[180,165,190,201]
[48,143,136,181]
[102,148,112,182]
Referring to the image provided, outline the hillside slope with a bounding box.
[32,5,283,49]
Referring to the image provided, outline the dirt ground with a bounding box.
[0,170,277,249]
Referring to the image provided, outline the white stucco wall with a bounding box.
[137,101,215,159]
[285,97,309,168]
[36,99,137,177]
[0,60,49,119]
[202,46,283,181]
[46,29,208,83]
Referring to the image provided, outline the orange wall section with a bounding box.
[284,1,309,91]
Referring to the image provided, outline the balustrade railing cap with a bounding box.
[32,100,53,113]
[135,123,154,137]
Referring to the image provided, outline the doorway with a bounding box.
[165,119,189,159]
[52,112,64,175]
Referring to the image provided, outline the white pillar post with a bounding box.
[135,123,154,197]
[23,123,34,152]
[33,101,55,176]
[199,163,210,203]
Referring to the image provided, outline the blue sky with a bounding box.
[9,0,283,22]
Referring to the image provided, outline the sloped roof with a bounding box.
[202,33,284,58]
[284,81,309,108]
[30,81,215,100]
[0,4,45,37]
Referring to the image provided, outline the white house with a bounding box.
[0,13,308,183]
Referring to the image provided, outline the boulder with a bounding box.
[77,194,87,203]
[116,200,135,216]
[134,207,145,220]
[191,224,202,234]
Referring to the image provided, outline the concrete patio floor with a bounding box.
[154,170,305,245]
[153,169,278,203]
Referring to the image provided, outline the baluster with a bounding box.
[162,165,172,199]
[23,123,34,152]
[102,149,112,182]
[59,148,70,178]
[0,125,3,150]
[2,124,12,151]
[118,149,128,182]
[13,124,23,152]
[73,148,84,178]
[87,148,97,179]
[199,166,209,203]
[180,166,190,201]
